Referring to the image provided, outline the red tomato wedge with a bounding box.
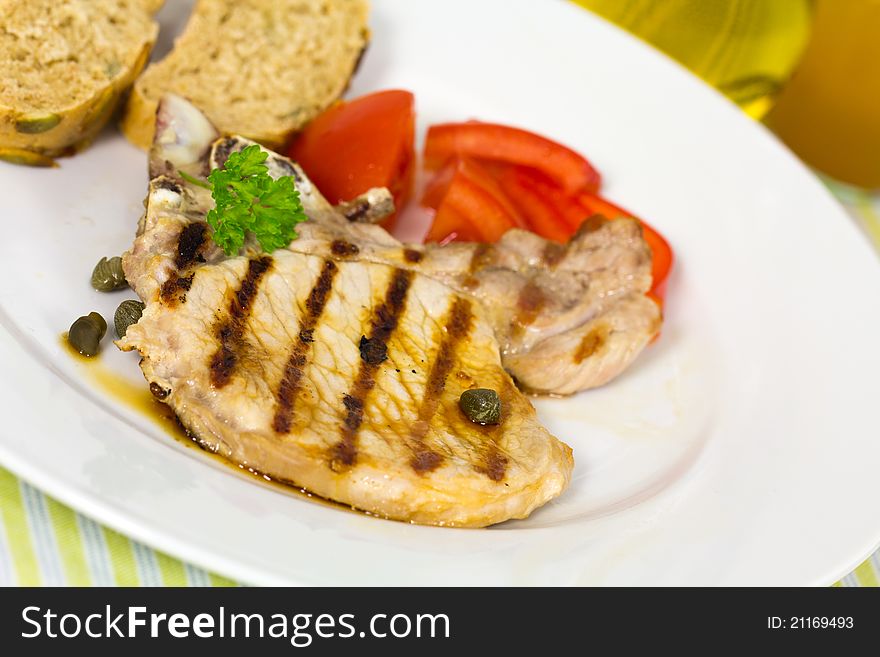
[425,201,483,243]
[576,192,673,296]
[422,158,524,243]
[489,165,572,243]
[640,221,673,299]
[287,90,415,230]
[424,122,601,193]
[574,191,631,224]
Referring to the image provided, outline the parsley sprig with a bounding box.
[181,145,307,255]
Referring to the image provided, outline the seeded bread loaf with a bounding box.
[121,0,370,151]
[0,0,161,165]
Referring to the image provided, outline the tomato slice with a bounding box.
[575,191,631,223]
[640,220,673,299]
[424,122,601,193]
[490,165,572,242]
[425,201,483,243]
[287,90,415,230]
[422,158,522,243]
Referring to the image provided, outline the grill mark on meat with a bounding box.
[578,214,608,234]
[573,324,608,363]
[175,222,208,268]
[462,243,492,290]
[511,281,546,338]
[209,255,274,388]
[542,241,566,267]
[331,240,360,257]
[341,198,370,222]
[403,248,423,264]
[159,223,209,305]
[272,259,339,433]
[359,335,387,365]
[331,268,412,471]
[474,380,512,482]
[159,273,194,305]
[482,447,509,482]
[407,297,474,474]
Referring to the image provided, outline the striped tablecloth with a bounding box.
[0,182,877,587]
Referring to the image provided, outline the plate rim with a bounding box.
[1,0,878,586]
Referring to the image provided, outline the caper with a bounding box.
[14,112,61,134]
[91,256,127,291]
[459,388,501,425]
[114,299,145,338]
[68,312,107,357]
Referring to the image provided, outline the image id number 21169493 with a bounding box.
[768,617,854,630]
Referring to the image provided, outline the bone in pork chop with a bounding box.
[134,95,662,397]
[118,95,659,526]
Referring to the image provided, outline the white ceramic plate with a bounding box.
[1,0,879,586]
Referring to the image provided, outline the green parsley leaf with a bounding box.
[194,144,307,256]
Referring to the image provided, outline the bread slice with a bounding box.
[121,0,370,150]
[0,0,161,164]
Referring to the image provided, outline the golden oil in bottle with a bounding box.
[574,0,813,118]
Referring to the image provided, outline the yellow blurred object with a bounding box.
[574,0,813,118]
[764,0,880,189]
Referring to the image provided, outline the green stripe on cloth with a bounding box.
[76,513,117,586]
[0,466,236,586]
[101,526,141,587]
[823,178,880,251]
[44,496,91,586]
[209,572,239,587]
[853,559,879,588]
[855,192,880,249]
[155,550,188,587]
[0,468,40,586]
[0,457,875,587]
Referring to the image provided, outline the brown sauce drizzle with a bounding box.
[209,255,273,388]
[63,348,352,512]
[272,260,338,434]
[330,268,412,471]
[406,297,474,474]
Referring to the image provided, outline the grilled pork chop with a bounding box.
[135,95,662,396]
[119,95,658,526]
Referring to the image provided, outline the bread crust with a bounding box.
[121,0,370,151]
[0,1,160,162]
